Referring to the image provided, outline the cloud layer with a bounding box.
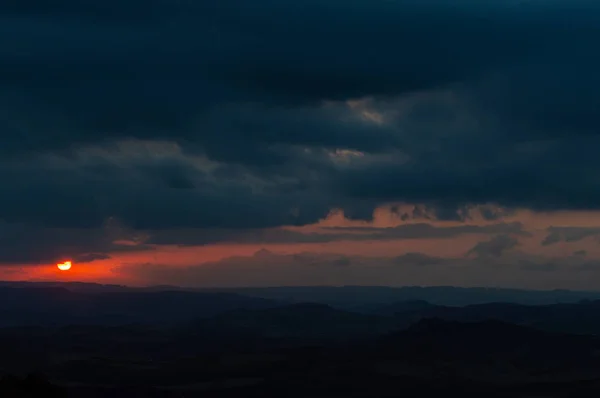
[114,246,600,291]
[2,1,600,273]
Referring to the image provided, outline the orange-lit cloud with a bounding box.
[6,204,600,289]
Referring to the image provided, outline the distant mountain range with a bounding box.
[213,285,600,307]
[3,281,600,305]
[2,281,600,337]
[4,282,600,396]
[0,285,279,327]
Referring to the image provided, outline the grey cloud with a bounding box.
[542,227,600,246]
[73,253,112,263]
[0,147,336,230]
[0,221,150,265]
[322,222,529,240]
[147,222,528,246]
[467,234,519,258]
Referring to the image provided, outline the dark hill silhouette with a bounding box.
[379,318,600,367]
[191,303,398,341]
[4,283,600,339]
[0,287,280,326]
[369,299,438,315]
[5,282,600,305]
[386,300,600,335]
[4,305,600,396]
[216,285,600,306]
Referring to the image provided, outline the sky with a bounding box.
[2,0,600,289]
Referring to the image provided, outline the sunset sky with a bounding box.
[2,1,600,289]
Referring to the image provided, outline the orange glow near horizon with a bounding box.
[4,205,600,287]
[57,261,72,271]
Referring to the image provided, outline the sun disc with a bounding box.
[57,261,72,271]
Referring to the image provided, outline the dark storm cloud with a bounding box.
[0,221,150,264]
[1,0,600,262]
[1,0,598,155]
[0,150,336,230]
[334,106,600,211]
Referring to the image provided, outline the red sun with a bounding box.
[57,261,72,271]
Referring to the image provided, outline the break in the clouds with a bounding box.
[2,0,600,281]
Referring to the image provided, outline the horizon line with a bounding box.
[1,280,599,293]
